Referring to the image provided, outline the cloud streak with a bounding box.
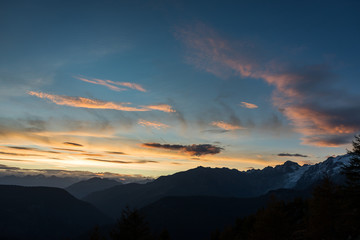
[277,153,308,158]
[76,76,147,92]
[28,91,175,113]
[211,121,244,131]
[240,102,258,109]
[63,142,83,147]
[138,119,170,129]
[142,143,223,156]
[87,158,158,164]
[177,23,360,147]
[142,104,176,113]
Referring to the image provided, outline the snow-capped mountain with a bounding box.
[293,154,351,189]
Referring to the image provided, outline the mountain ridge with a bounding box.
[84,154,350,218]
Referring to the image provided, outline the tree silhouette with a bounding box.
[306,177,345,240]
[342,134,360,188]
[110,207,154,240]
[340,134,360,238]
[250,197,291,240]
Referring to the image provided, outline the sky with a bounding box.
[1,0,360,179]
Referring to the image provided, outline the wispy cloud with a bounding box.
[28,91,174,113]
[75,77,126,91]
[143,104,176,113]
[0,151,41,157]
[177,23,360,147]
[6,146,60,154]
[106,151,126,155]
[52,148,85,153]
[240,102,258,109]
[75,76,146,92]
[278,153,308,158]
[142,143,223,156]
[63,142,83,147]
[138,119,170,129]
[107,80,147,92]
[87,158,158,164]
[211,121,244,131]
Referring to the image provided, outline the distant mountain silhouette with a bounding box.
[66,177,122,198]
[0,185,111,240]
[84,154,350,218]
[140,188,311,240]
[0,174,80,188]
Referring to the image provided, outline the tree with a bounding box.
[110,207,154,240]
[340,134,360,238]
[306,177,345,240]
[342,135,360,188]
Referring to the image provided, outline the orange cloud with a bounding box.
[143,104,176,113]
[28,91,148,112]
[240,102,258,109]
[138,119,170,129]
[29,91,175,113]
[76,76,147,92]
[211,121,244,131]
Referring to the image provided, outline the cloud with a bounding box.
[143,104,176,113]
[240,102,258,109]
[177,23,360,147]
[75,77,126,91]
[6,146,60,154]
[106,151,126,155]
[107,81,147,92]
[52,148,85,153]
[87,158,158,164]
[0,164,21,170]
[0,151,42,157]
[0,163,153,183]
[76,76,147,92]
[211,121,244,131]
[28,91,149,111]
[28,91,175,113]
[277,153,309,158]
[138,119,170,129]
[142,143,223,156]
[63,142,83,147]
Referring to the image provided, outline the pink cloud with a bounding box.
[177,23,360,147]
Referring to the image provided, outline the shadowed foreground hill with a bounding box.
[0,185,111,240]
[140,188,311,240]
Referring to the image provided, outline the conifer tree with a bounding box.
[340,134,360,238]
[110,207,154,240]
[342,135,360,188]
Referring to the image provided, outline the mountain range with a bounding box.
[66,177,122,198]
[83,154,350,218]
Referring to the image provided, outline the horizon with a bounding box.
[1,0,359,179]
